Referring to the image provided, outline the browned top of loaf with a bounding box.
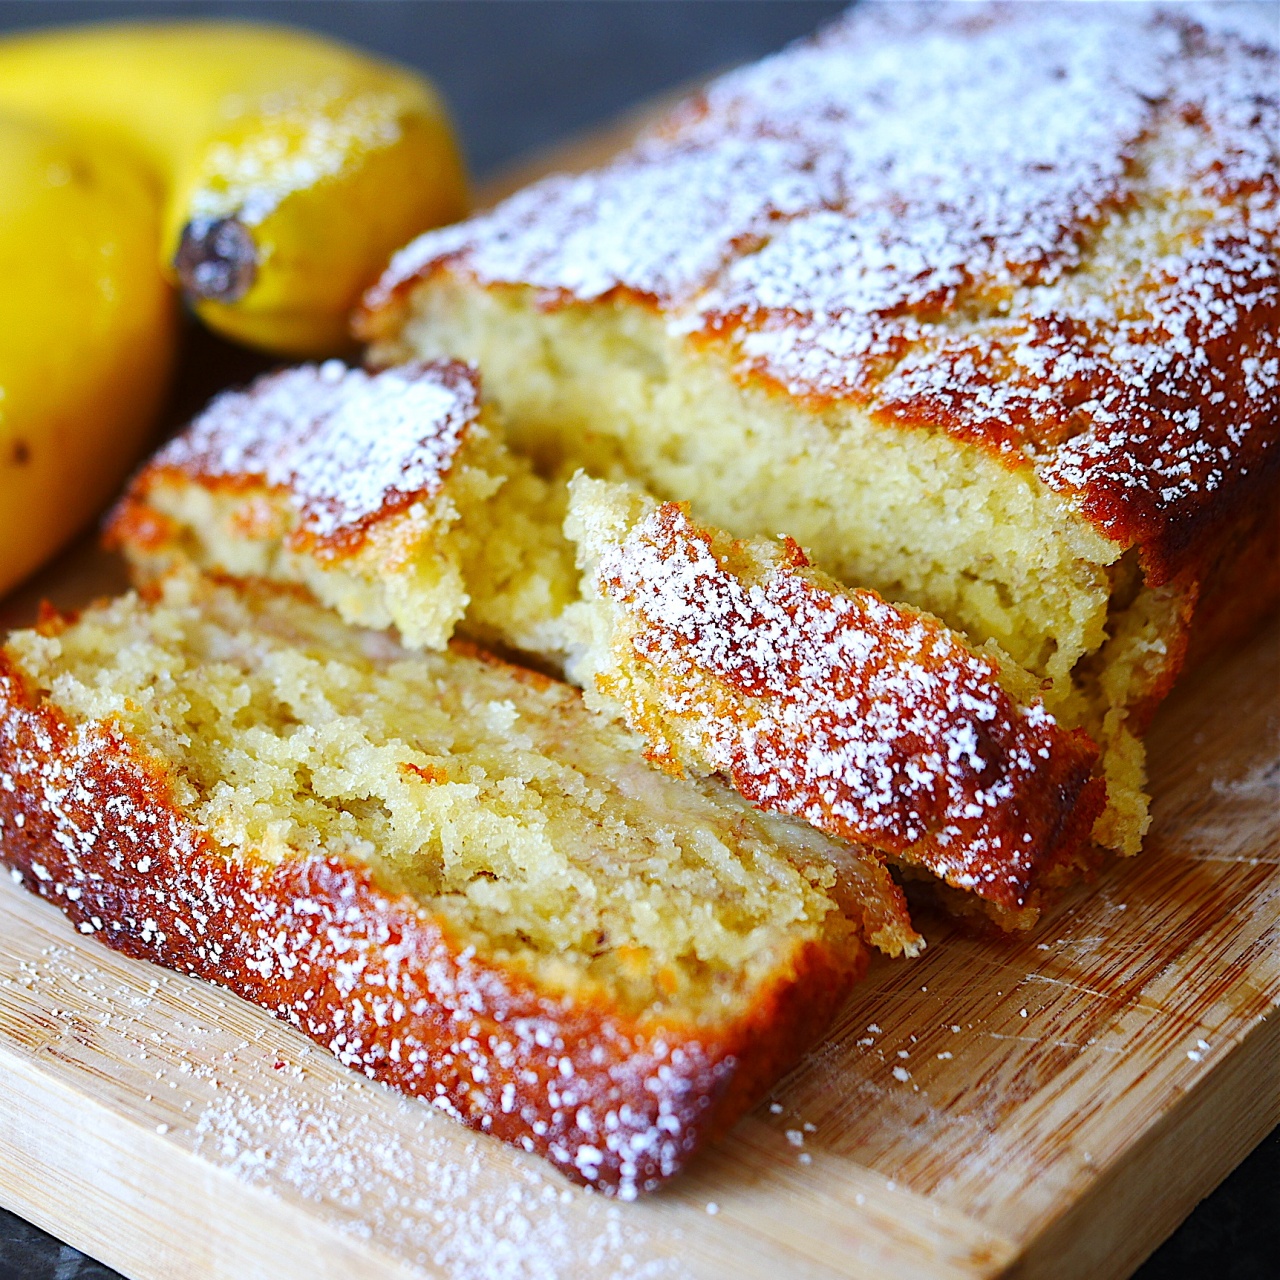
[116,360,479,557]
[594,501,1105,912]
[362,2,1280,586]
[0,643,863,1197]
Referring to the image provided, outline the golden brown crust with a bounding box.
[0,648,863,1196]
[584,499,1105,915]
[360,3,1279,596]
[869,220,1280,593]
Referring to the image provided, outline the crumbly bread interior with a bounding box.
[122,415,580,661]
[9,573,909,1020]
[380,295,1152,856]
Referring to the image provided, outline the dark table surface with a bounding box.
[0,3,1274,1277]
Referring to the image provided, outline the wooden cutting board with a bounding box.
[0,117,1277,1280]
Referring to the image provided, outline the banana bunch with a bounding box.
[0,21,468,597]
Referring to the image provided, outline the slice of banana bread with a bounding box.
[0,572,918,1195]
[359,3,1280,864]
[564,476,1105,927]
[108,359,579,659]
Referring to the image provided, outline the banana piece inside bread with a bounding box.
[0,572,919,1194]
[564,476,1105,928]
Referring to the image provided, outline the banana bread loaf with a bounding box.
[359,2,1280,863]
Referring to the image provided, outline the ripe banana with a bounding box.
[0,113,177,597]
[0,22,469,356]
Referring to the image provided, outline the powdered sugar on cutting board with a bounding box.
[190,1068,676,1280]
[0,932,676,1280]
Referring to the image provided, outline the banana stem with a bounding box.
[174,216,257,302]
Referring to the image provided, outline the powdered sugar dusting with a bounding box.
[191,1070,675,1279]
[878,218,1279,559]
[593,504,1101,907]
[379,4,1169,310]
[382,136,839,308]
[156,360,479,545]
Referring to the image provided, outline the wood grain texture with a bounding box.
[0,120,1277,1280]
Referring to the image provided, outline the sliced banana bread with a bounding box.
[0,572,918,1195]
[111,365,1110,924]
[564,476,1105,928]
[109,359,579,659]
[359,3,1280,863]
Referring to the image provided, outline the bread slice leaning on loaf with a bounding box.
[564,477,1105,929]
[0,572,918,1196]
[358,1,1280,869]
[110,361,1109,925]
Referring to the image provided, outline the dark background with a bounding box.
[0,4,1274,1278]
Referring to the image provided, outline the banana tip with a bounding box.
[175,217,258,303]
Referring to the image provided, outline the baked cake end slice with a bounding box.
[108,359,579,660]
[565,476,1107,927]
